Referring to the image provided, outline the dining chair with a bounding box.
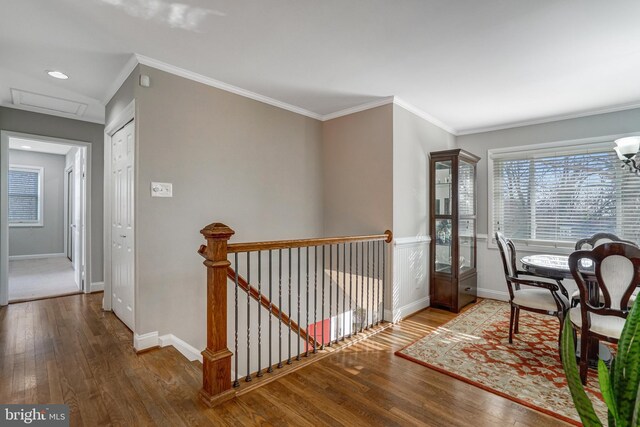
[571,233,639,307]
[568,242,640,384]
[495,232,569,345]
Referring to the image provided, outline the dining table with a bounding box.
[520,253,612,366]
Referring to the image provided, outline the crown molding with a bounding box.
[321,97,395,121]
[320,96,457,136]
[392,97,458,135]
[103,54,139,105]
[134,54,323,120]
[456,102,640,136]
[109,54,640,137]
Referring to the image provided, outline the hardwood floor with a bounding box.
[0,293,568,426]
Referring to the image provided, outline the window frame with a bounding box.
[487,133,638,252]
[8,164,44,227]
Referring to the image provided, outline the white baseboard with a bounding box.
[477,287,509,302]
[385,296,430,323]
[89,282,104,292]
[134,331,159,351]
[159,334,203,363]
[133,330,203,362]
[9,252,66,261]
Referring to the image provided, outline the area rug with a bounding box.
[395,299,608,425]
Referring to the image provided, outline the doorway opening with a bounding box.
[0,131,91,304]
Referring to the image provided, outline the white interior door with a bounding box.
[111,121,135,330]
[66,168,74,262]
[73,149,84,289]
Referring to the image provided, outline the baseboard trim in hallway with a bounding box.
[9,290,82,304]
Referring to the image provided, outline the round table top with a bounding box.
[520,254,571,279]
[520,254,570,272]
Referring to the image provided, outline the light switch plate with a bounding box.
[151,182,172,197]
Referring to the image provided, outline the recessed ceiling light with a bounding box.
[21,145,32,149]
[46,70,69,80]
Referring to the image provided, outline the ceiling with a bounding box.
[2,0,640,133]
[9,137,73,155]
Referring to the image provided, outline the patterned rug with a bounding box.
[396,299,607,425]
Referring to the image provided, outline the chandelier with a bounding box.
[614,136,640,174]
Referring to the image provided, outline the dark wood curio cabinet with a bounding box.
[429,149,480,313]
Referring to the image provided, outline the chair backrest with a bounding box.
[495,231,517,279]
[569,243,640,316]
[575,232,638,251]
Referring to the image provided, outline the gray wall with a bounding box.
[322,104,393,236]
[107,65,324,349]
[0,107,104,282]
[391,105,455,319]
[393,105,455,238]
[8,149,65,256]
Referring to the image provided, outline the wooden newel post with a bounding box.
[199,222,235,407]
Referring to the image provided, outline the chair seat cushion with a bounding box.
[569,306,626,340]
[512,288,568,312]
[571,288,639,307]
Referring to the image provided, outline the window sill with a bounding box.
[486,238,575,255]
[9,223,44,228]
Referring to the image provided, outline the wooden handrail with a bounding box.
[197,247,323,349]
[198,222,392,407]
[226,267,321,349]
[226,230,393,253]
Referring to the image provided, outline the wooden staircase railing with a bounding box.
[198,222,392,407]
[225,267,321,349]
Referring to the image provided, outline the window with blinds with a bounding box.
[491,144,640,246]
[8,166,42,225]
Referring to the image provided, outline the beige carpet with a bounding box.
[9,257,79,301]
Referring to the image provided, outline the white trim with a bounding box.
[103,55,139,105]
[104,99,135,136]
[103,99,136,314]
[322,97,394,121]
[133,331,159,351]
[131,54,459,134]
[159,334,203,362]
[1,131,92,306]
[90,281,104,293]
[8,252,65,261]
[477,287,509,302]
[393,97,458,135]
[8,164,44,227]
[385,296,430,323]
[133,331,203,362]
[457,102,640,136]
[393,235,431,247]
[135,54,323,121]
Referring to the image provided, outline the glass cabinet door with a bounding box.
[458,160,476,272]
[434,161,452,215]
[435,219,452,274]
[434,160,453,274]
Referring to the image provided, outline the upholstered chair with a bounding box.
[568,243,640,384]
[495,232,569,346]
[571,233,639,307]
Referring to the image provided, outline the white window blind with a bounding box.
[8,166,42,225]
[492,145,640,246]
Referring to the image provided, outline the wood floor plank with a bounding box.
[0,293,571,426]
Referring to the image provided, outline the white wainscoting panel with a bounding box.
[390,236,431,322]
